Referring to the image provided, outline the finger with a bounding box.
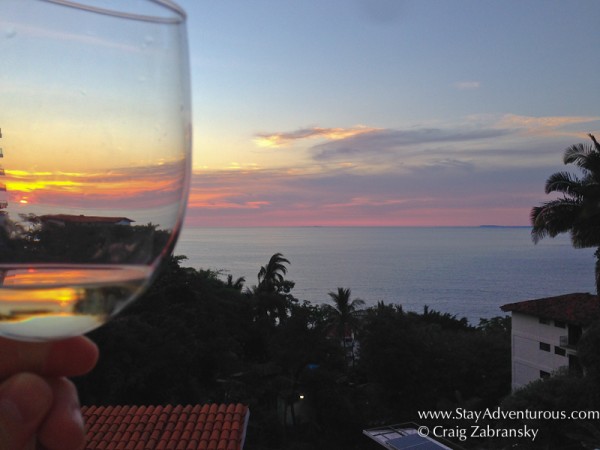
[37,378,85,450]
[39,337,99,378]
[0,336,98,379]
[0,373,53,450]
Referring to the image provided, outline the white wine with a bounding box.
[0,0,190,341]
[0,264,153,341]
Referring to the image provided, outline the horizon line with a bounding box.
[181,224,532,229]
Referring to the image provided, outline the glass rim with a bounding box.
[39,0,186,24]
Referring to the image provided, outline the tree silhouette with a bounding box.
[322,287,365,366]
[74,254,513,450]
[226,274,246,291]
[257,253,290,293]
[531,133,600,294]
[250,253,295,325]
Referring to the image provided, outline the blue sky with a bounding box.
[176,0,600,226]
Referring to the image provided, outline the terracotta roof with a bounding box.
[501,292,600,325]
[82,404,249,450]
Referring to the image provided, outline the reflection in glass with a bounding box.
[0,0,191,340]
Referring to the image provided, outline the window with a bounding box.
[540,370,550,379]
[554,346,566,356]
[539,318,550,325]
[539,342,551,352]
[554,320,566,328]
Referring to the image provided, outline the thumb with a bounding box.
[0,373,53,450]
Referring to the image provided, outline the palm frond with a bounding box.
[350,298,366,309]
[563,134,600,175]
[266,252,290,275]
[530,198,581,243]
[570,224,600,248]
[257,266,266,283]
[544,171,584,196]
[589,133,600,152]
[328,287,351,304]
[257,252,290,291]
[583,152,600,180]
[563,143,594,168]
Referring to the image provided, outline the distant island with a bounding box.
[479,224,531,228]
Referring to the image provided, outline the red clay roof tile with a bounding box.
[200,430,211,442]
[83,404,248,450]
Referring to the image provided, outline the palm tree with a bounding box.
[531,133,600,294]
[226,274,245,291]
[251,253,294,325]
[257,252,290,293]
[322,287,365,365]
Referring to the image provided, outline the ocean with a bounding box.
[174,226,597,325]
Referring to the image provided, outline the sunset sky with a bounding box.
[3,1,599,228]
[172,0,600,227]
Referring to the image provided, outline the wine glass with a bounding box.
[0,0,191,341]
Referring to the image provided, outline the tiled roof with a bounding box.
[82,403,249,450]
[501,292,600,325]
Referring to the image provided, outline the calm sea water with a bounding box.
[174,227,596,325]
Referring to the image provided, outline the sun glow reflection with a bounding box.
[0,287,84,306]
[3,267,99,287]
[3,162,185,208]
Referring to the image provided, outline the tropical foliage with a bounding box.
[323,287,365,336]
[531,133,600,293]
[73,253,513,450]
[248,252,296,325]
[322,287,365,365]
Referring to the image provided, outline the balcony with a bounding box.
[560,335,577,350]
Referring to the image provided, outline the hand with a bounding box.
[0,336,99,450]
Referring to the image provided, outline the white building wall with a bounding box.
[510,312,573,390]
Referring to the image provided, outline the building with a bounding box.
[363,423,458,449]
[501,293,600,390]
[40,214,134,227]
[82,403,249,450]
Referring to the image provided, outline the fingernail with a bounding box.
[72,404,84,430]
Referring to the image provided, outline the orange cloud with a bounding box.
[4,161,187,209]
[497,114,600,136]
[254,125,380,148]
